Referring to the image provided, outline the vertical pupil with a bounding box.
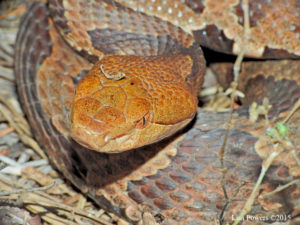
[142,117,146,126]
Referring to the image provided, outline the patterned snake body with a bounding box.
[15,0,300,224]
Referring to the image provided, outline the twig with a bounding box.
[0,173,114,225]
[0,127,14,136]
[233,101,297,225]
[291,150,300,166]
[282,98,300,124]
[21,194,114,225]
[260,179,300,198]
[0,181,56,196]
[0,104,47,159]
[219,0,250,223]
[0,5,26,20]
[232,141,292,225]
[0,66,15,81]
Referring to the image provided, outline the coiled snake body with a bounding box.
[15,0,300,224]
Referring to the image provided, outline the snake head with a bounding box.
[70,55,202,153]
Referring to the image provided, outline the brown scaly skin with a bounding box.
[15,0,300,224]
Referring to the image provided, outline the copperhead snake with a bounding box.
[14,0,300,224]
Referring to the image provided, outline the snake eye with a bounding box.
[135,113,150,129]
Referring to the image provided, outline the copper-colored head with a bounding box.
[70,54,201,153]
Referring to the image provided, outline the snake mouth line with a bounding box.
[70,117,194,153]
[70,121,140,153]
